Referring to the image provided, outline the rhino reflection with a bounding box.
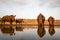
[49,25,55,36]
[37,25,45,38]
[1,26,15,36]
[16,26,23,31]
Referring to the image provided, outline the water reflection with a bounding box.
[1,26,15,36]
[0,25,60,40]
[48,25,55,36]
[16,26,23,31]
[37,25,46,38]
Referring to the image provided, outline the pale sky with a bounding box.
[0,0,60,19]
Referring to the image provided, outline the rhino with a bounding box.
[1,15,16,24]
[48,16,55,26]
[37,13,45,26]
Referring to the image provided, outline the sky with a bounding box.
[0,0,60,19]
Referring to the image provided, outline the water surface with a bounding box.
[0,25,60,40]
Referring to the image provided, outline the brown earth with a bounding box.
[23,19,60,26]
[0,19,60,26]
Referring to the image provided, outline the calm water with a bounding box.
[0,25,60,40]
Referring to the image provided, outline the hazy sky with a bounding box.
[0,0,60,19]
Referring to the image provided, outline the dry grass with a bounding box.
[0,19,60,26]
